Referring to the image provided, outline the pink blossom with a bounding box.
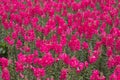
[90,70,100,80]
[16,40,22,49]
[41,52,54,67]
[53,43,63,54]
[33,58,41,66]
[82,41,89,49]
[15,61,24,72]
[2,68,10,80]
[60,34,67,47]
[59,53,70,65]
[69,57,79,68]
[26,54,34,64]
[35,38,42,49]
[109,73,117,80]
[4,36,14,46]
[89,55,97,64]
[11,31,18,39]
[22,46,31,52]
[115,55,120,65]
[115,39,120,52]
[17,52,26,63]
[24,29,36,42]
[0,57,9,68]
[59,69,68,80]
[106,47,113,57]
[68,35,81,51]
[76,62,84,73]
[107,56,115,69]
[33,68,45,78]
[84,61,89,68]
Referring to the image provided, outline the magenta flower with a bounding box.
[16,39,22,49]
[2,68,10,80]
[17,52,26,63]
[89,55,97,64]
[15,61,24,72]
[41,52,54,67]
[68,35,81,51]
[90,70,100,80]
[59,69,68,80]
[59,53,70,65]
[0,57,9,68]
[107,56,115,69]
[82,41,89,50]
[33,68,45,78]
[4,36,14,46]
[69,56,79,68]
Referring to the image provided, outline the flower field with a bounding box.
[0,0,120,80]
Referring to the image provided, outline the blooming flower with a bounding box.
[41,52,54,67]
[33,68,45,78]
[1,68,10,80]
[68,35,81,51]
[59,69,68,80]
[0,57,8,68]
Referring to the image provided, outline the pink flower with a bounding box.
[2,20,10,30]
[2,68,10,80]
[68,35,81,51]
[59,53,70,65]
[114,65,120,76]
[82,41,89,49]
[23,17,30,25]
[79,62,84,71]
[89,55,97,64]
[53,43,63,54]
[33,58,41,66]
[40,43,51,53]
[16,40,22,49]
[26,54,34,64]
[22,46,31,52]
[69,57,79,68]
[41,52,54,67]
[106,47,113,57]
[24,29,36,42]
[4,36,14,46]
[92,50,100,59]
[90,70,100,80]
[0,57,8,68]
[11,31,18,39]
[35,38,42,49]
[109,73,117,80]
[115,39,120,52]
[107,56,115,69]
[60,34,67,47]
[33,68,45,78]
[33,50,39,57]
[94,41,102,50]
[105,35,114,47]
[115,55,120,65]
[84,61,89,68]
[59,69,68,80]
[31,17,39,28]
[76,62,84,73]
[42,26,50,36]
[17,52,26,63]
[15,61,24,72]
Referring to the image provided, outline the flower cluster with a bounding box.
[0,0,120,80]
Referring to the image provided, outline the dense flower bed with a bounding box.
[0,0,120,80]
